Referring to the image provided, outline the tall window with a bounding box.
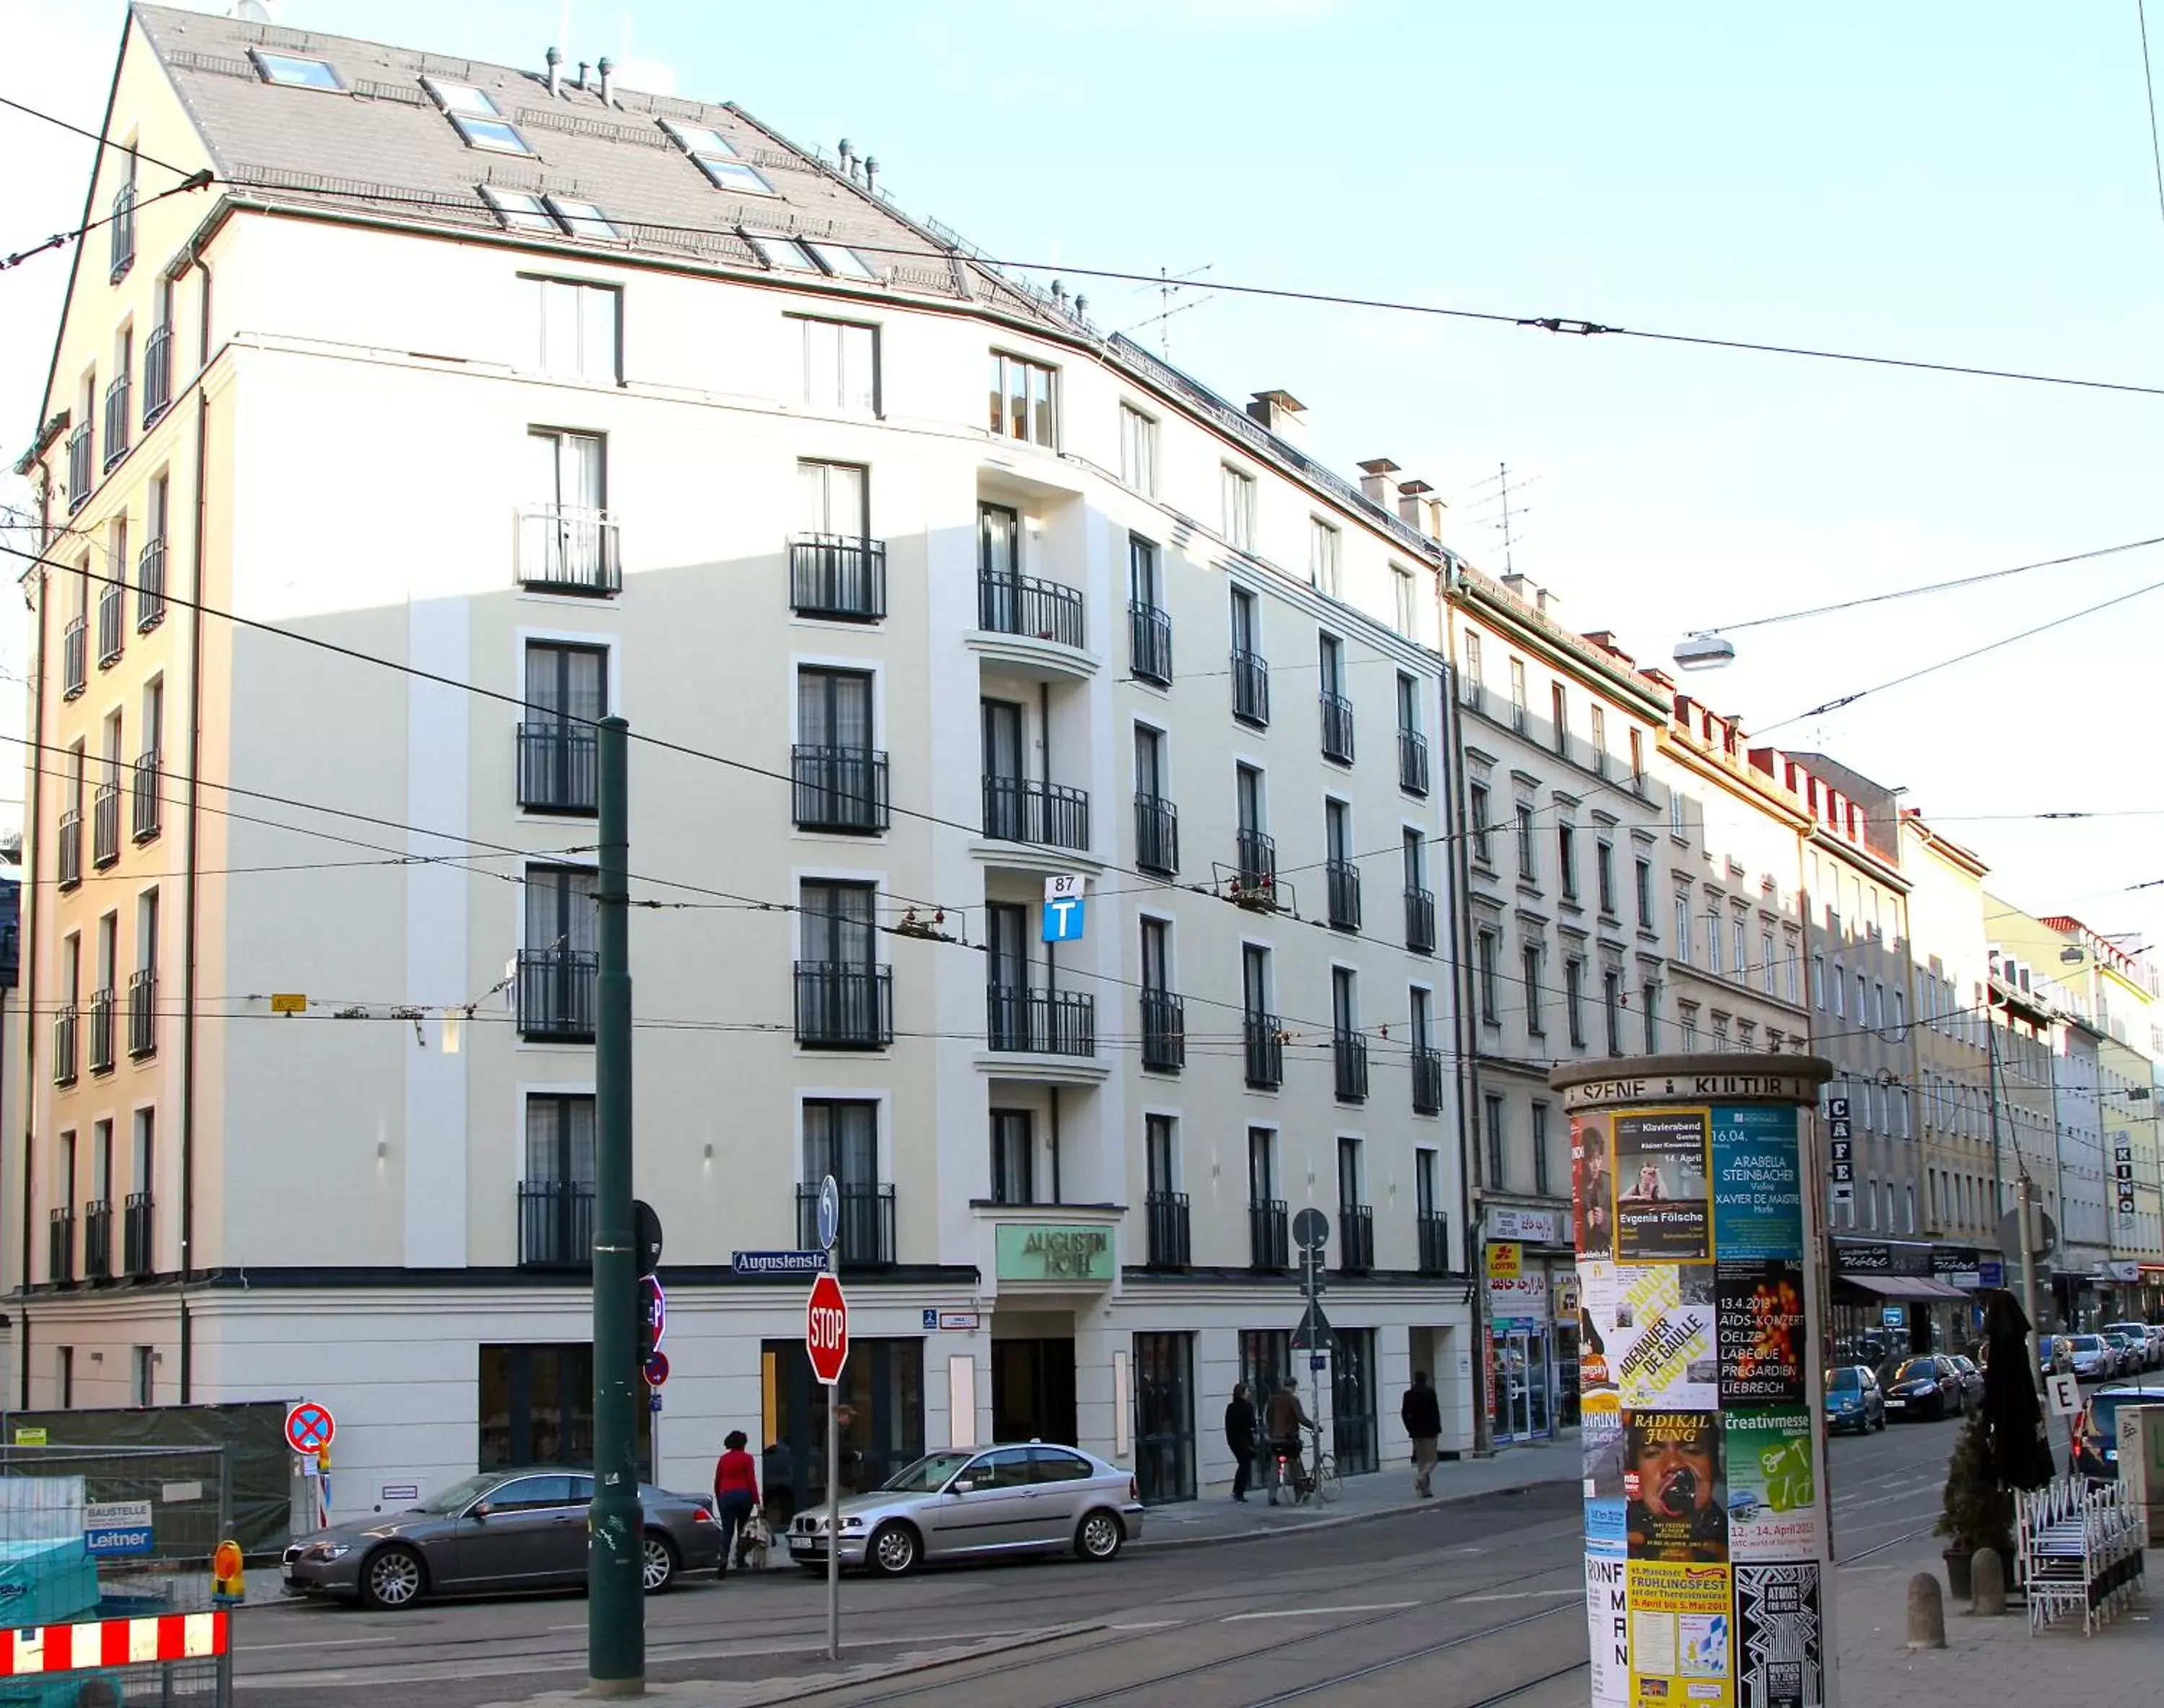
[1247,1127,1278,1205]
[989,351,1055,445]
[803,1099,879,1190]
[1130,534,1162,612]
[1531,1101,1552,1196]
[1603,969,1622,1055]
[524,640,606,811]
[1146,1114,1177,1197]
[1590,705,1608,772]
[799,459,868,539]
[1707,909,1723,974]
[990,1109,1034,1205]
[1596,840,1617,915]
[1761,931,1776,994]
[1566,958,1587,1047]
[1516,804,1537,884]
[1222,465,1256,550]
[1831,964,1845,1018]
[1642,983,1660,1051]
[801,317,878,413]
[1812,954,1826,1008]
[1461,630,1484,703]
[1120,405,1158,496]
[1508,658,1529,732]
[1629,727,1645,783]
[1309,519,1340,593]
[530,277,619,382]
[1394,565,1417,635]
[1733,917,1748,985]
[1469,783,1493,863]
[1636,858,1653,928]
[1484,1094,1506,1189]
[1337,1137,1365,1211]
[800,879,877,977]
[526,1093,597,1189]
[1557,824,1579,899]
[1675,896,1693,962]
[1140,916,1171,997]
[1477,930,1500,1024]
[1523,944,1545,1035]
[1550,682,1568,754]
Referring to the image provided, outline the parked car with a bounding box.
[2101,1330,2146,1375]
[2036,1335,2077,1379]
[1944,1355,1985,1413]
[1881,1355,1967,1421]
[786,1443,1144,1576]
[2072,1383,2164,1481]
[2103,1324,2158,1373]
[1824,1365,1886,1434]
[2065,1334,2116,1381]
[281,1469,722,1609]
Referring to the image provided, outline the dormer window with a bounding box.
[250,50,342,91]
[423,77,501,118]
[453,115,532,154]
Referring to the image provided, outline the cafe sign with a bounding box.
[996,1224,1114,1285]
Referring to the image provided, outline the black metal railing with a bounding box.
[89,987,115,1075]
[142,325,172,429]
[1417,1212,1451,1276]
[1134,792,1178,876]
[982,775,1091,850]
[789,534,887,621]
[97,578,125,667]
[1140,990,1184,1072]
[1249,1199,1289,1271]
[1325,859,1361,931]
[109,182,135,281]
[792,744,889,833]
[794,961,894,1049]
[1412,1047,1445,1116]
[519,1179,596,1267]
[1144,1191,1190,1269]
[128,968,157,1058]
[1334,1031,1368,1103]
[1231,648,1270,726]
[986,987,1096,1057]
[0,923,16,988]
[136,536,166,629]
[102,374,131,472]
[92,783,120,867]
[67,425,92,512]
[132,751,160,842]
[58,811,82,889]
[1404,886,1437,954]
[48,1209,74,1284]
[1338,1205,1374,1274]
[516,503,621,594]
[1244,1013,1283,1090]
[1236,827,1276,892]
[53,1004,77,1086]
[123,1192,153,1277]
[1399,728,1430,796]
[516,947,599,1041]
[83,1201,113,1279]
[978,569,1086,649]
[1129,602,1172,684]
[796,1183,896,1267]
[517,723,599,814]
[1319,691,1355,764]
[63,616,87,697]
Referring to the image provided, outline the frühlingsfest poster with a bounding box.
[1628,1560,1734,1708]
[1614,1109,1713,1261]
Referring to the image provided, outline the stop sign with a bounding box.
[806,1272,850,1386]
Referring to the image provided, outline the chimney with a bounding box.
[1395,477,1443,542]
[1535,586,1564,625]
[1357,457,1400,507]
[1245,390,1308,447]
[545,45,561,97]
[576,61,590,92]
[598,56,615,105]
[863,156,879,195]
[1500,571,1537,605]
[838,138,856,179]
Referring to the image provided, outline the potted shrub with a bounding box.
[1935,1411,2013,1601]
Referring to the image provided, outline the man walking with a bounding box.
[1402,1370,1443,1498]
[1264,1377,1313,1505]
[1224,1381,1257,1502]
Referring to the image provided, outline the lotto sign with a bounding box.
[806,1271,850,1386]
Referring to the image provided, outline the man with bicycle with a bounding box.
[1263,1376,1315,1505]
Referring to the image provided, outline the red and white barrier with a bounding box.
[0,1610,229,1676]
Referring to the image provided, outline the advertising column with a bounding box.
[1555,1055,1835,1708]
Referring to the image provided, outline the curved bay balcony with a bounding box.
[969,570,1097,680]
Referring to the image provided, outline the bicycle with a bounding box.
[1271,1423,1341,1507]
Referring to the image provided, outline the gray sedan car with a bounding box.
[281,1469,723,1609]
[787,1444,1144,1576]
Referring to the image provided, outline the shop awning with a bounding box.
[1835,1273,1971,1302]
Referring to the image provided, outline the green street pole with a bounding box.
[589,716,643,1696]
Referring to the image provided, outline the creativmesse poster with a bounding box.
[1724,1412,1822,1562]
[1614,1109,1714,1261]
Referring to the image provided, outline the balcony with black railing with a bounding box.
[1319,691,1355,764]
[89,987,116,1074]
[1140,990,1185,1073]
[516,948,598,1042]
[1399,728,1430,796]
[790,533,887,621]
[795,961,894,1049]
[1404,885,1437,955]
[1236,827,1276,894]
[132,751,161,842]
[63,617,87,698]
[1417,1211,1451,1276]
[128,967,157,1058]
[53,1004,77,1086]
[66,424,92,512]
[1334,1030,1368,1104]
[83,1200,113,1280]
[93,783,120,868]
[1129,602,1172,685]
[1325,859,1361,932]
[142,325,172,429]
[58,811,82,891]
[97,579,125,668]
[1249,1199,1290,1271]
[793,744,889,833]
[987,987,1096,1057]
[1337,1204,1374,1274]
[123,1192,154,1277]
[797,1182,896,1267]
[102,374,131,473]
[1231,648,1270,726]
[48,1208,74,1284]
[1412,1047,1445,1116]
[1244,1013,1283,1090]
[0,923,16,989]
[109,181,135,281]
[136,536,166,630]
[1134,792,1178,876]
[1144,1191,1191,1269]
[982,775,1091,851]
[517,722,599,815]
[977,569,1085,651]
[519,1179,595,1267]
[516,503,621,594]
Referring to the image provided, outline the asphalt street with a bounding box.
[228,1413,1972,1707]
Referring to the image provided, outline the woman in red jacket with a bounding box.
[712,1430,760,1575]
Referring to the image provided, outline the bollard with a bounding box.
[1906,1572,1946,1649]
[1971,1546,2006,1616]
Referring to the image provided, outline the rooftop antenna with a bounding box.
[1497,462,1520,574]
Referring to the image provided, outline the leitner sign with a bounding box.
[996,1224,1114,1283]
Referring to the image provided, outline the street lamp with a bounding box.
[1671,632,1736,671]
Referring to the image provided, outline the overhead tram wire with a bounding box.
[0,171,212,273]
[0,92,201,179]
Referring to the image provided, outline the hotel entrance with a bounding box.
[992,1337,1077,1445]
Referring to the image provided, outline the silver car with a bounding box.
[786,1443,1144,1576]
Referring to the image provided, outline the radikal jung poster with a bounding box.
[1614,1109,1713,1261]
[1624,1410,1728,1563]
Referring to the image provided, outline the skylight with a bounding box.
[809,242,877,281]
[453,115,532,155]
[480,186,556,233]
[661,120,737,159]
[251,50,343,91]
[695,157,776,197]
[748,234,819,272]
[423,77,501,118]
[546,197,619,242]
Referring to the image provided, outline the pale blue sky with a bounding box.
[6,0,2163,954]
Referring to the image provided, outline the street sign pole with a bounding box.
[588,716,641,1696]
[825,1224,842,1663]
[2017,1171,2049,1454]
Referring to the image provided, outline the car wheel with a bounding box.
[641,1533,678,1595]
[359,1544,427,1611]
[1075,1509,1125,1563]
[868,1521,920,1577]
